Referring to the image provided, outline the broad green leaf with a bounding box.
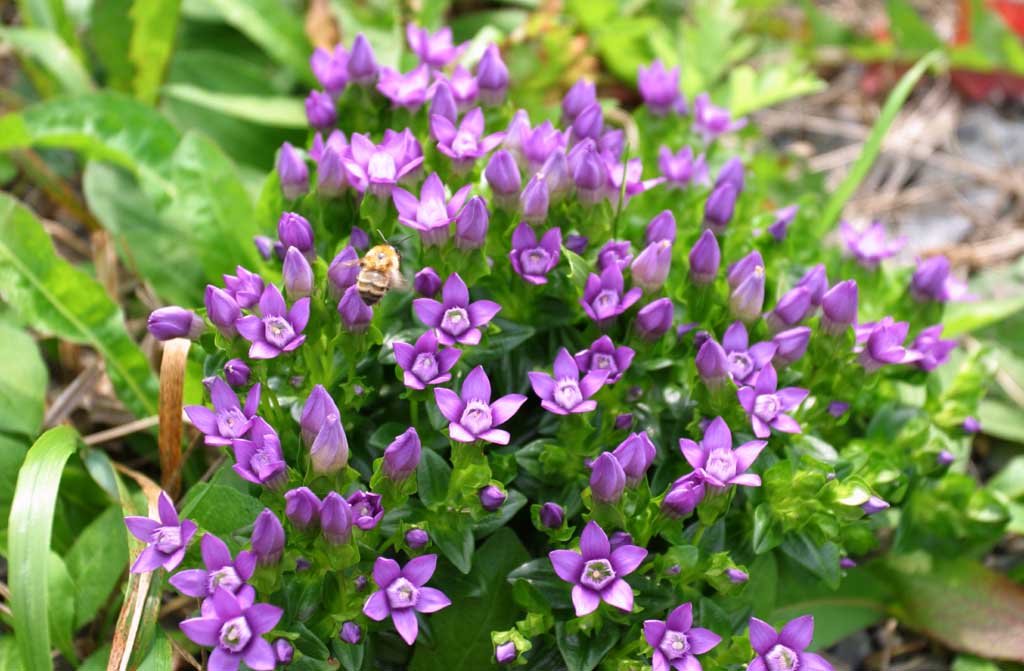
[0,637,21,670]
[0,322,47,438]
[978,400,1024,444]
[181,482,264,537]
[988,457,1024,500]
[417,449,452,509]
[136,628,173,671]
[885,0,943,52]
[207,0,312,81]
[779,533,840,589]
[129,0,182,104]
[943,297,1024,338]
[0,27,93,95]
[556,622,619,671]
[163,83,308,128]
[89,0,134,92]
[65,505,129,628]
[430,511,474,574]
[8,426,79,671]
[0,195,158,417]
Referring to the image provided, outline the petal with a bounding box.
[243,384,261,417]
[259,284,286,317]
[447,184,473,217]
[169,569,209,597]
[610,545,647,576]
[235,315,264,342]
[442,272,469,307]
[771,414,802,434]
[621,287,643,311]
[749,342,777,367]
[436,347,462,373]
[281,334,306,352]
[478,428,510,445]
[413,298,444,327]
[600,578,634,612]
[667,602,694,631]
[249,341,281,360]
[288,298,310,333]
[461,107,485,135]
[541,399,569,415]
[420,173,446,203]
[430,115,457,144]
[157,491,179,526]
[131,546,165,573]
[402,554,437,587]
[747,658,767,671]
[467,299,501,327]
[511,222,536,249]
[392,341,416,369]
[752,416,771,439]
[374,557,403,588]
[736,387,755,413]
[363,590,390,621]
[246,603,283,634]
[755,364,778,395]
[201,533,231,571]
[242,637,276,671]
[702,417,732,452]
[403,372,426,390]
[776,387,809,411]
[573,400,597,413]
[679,439,705,470]
[730,473,762,487]
[185,405,218,435]
[677,656,702,671]
[799,652,834,671]
[489,394,527,425]
[234,551,256,580]
[580,520,610,560]
[392,187,420,219]
[778,615,814,650]
[572,584,600,617]
[748,617,779,655]
[687,627,722,655]
[528,371,555,400]
[653,651,670,671]
[211,587,243,620]
[123,516,159,542]
[455,328,481,346]
[210,378,239,412]
[553,348,579,381]
[449,422,477,443]
[180,616,222,647]
[549,549,584,583]
[207,647,241,671]
[414,587,451,613]
[722,321,749,351]
[433,387,465,423]
[579,371,607,398]
[733,440,767,473]
[461,366,492,403]
[392,608,419,645]
[643,619,667,648]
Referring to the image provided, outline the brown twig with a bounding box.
[12,150,102,231]
[158,339,191,497]
[82,416,161,445]
[43,361,102,428]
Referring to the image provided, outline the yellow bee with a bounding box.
[356,243,407,305]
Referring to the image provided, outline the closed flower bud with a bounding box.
[821,280,858,335]
[662,472,705,518]
[589,452,626,503]
[609,530,633,551]
[338,284,373,333]
[645,210,677,245]
[540,150,571,198]
[340,621,362,645]
[283,246,314,299]
[479,485,507,511]
[495,642,517,665]
[414,267,442,297]
[277,142,309,200]
[571,102,603,142]
[429,80,458,124]
[204,285,240,338]
[612,432,656,485]
[631,241,672,292]
[688,229,721,285]
[300,385,340,446]
[636,298,673,341]
[147,306,204,341]
[696,339,730,388]
[347,34,378,85]
[766,286,811,333]
[614,413,633,430]
[320,491,353,544]
[963,416,981,434]
[485,150,521,207]
[704,182,737,233]
[455,196,489,249]
[725,568,748,584]
[476,44,509,106]
[840,558,857,569]
[317,144,347,196]
[539,502,564,528]
[305,90,336,130]
[273,639,294,664]
[405,528,429,549]
[562,78,596,122]
[278,212,314,258]
[570,142,608,205]
[351,226,370,250]
[768,204,798,241]
[252,508,285,566]
[772,326,811,367]
[328,246,359,299]
[937,450,955,466]
[828,401,849,417]
[254,235,274,260]
[566,234,589,255]
[310,413,349,475]
[520,174,549,223]
[383,427,421,482]
[796,264,828,306]
[284,487,321,530]
[716,157,745,191]
[727,250,764,290]
[861,496,889,516]
[224,359,250,387]
[729,265,765,322]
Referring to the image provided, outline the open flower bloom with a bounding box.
[637,60,683,115]
[310,44,348,95]
[363,555,451,645]
[839,220,906,268]
[581,265,643,327]
[519,119,566,173]
[393,329,461,390]
[606,157,665,207]
[406,24,466,67]
[747,616,833,671]
[911,324,957,372]
[549,521,647,616]
[377,64,431,111]
[853,317,923,372]
[722,321,776,385]
[737,364,808,438]
[185,377,261,447]
[343,131,424,196]
[509,222,561,284]
[431,107,506,169]
[679,417,766,491]
[413,272,501,345]
[910,255,971,302]
[124,491,198,573]
[393,173,472,246]
[236,284,309,359]
[347,491,384,530]
[222,266,265,310]
[170,533,256,599]
[530,348,609,415]
[574,335,634,385]
[658,145,707,188]
[231,417,287,490]
[644,602,722,671]
[434,365,527,444]
[180,587,282,671]
[692,93,747,141]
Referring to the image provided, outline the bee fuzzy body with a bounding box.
[357,244,405,305]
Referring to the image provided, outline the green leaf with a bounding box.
[0,435,28,528]
[89,0,134,92]
[15,0,81,59]
[0,194,158,417]
[181,482,264,537]
[885,0,943,52]
[752,503,783,554]
[0,27,93,95]
[0,322,47,438]
[8,426,79,671]
[417,449,451,509]
[163,84,308,128]
[0,637,22,670]
[779,533,840,589]
[45,551,76,664]
[129,0,182,104]
[725,62,825,116]
[430,512,474,574]
[207,0,312,80]
[943,297,1024,338]
[952,655,1003,671]
[988,456,1024,500]
[555,622,619,671]
[978,400,1024,444]
[136,628,173,671]
[64,505,129,628]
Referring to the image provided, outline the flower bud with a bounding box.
[223,359,250,387]
[310,413,349,475]
[254,235,274,260]
[484,150,521,207]
[631,241,672,292]
[729,265,765,322]
[347,34,378,85]
[571,102,603,142]
[821,280,858,335]
[696,339,730,388]
[252,508,285,566]
[716,157,745,191]
[963,416,981,434]
[383,427,421,482]
[662,472,705,518]
[704,182,737,233]
[539,502,564,529]
[338,284,373,333]
[455,196,489,250]
[284,487,321,530]
[305,90,336,130]
[861,496,889,516]
[828,401,849,418]
[147,307,204,341]
[316,144,347,196]
[479,485,507,511]
[350,226,370,250]
[429,80,458,124]
[278,212,314,258]
[495,642,517,665]
[300,385,340,446]
[796,264,829,307]
[612,432,656,485]
[768,205,798,242]
[406,528,429,549]
[772,326,811,367]
[570,142,608,205]
[636,298,673,341]
[688,229,721,285]
[609,530,633,551]
[727,250,764,289]
[565,234,588,256]
[414,267,442,297]
[937,450,955,466]
[597,240,632,271]
[766,286,811,333]
[562,78,596,122]
[340,621,362,645]
[347,490,383,530]
[283,246,314,299]
[320,491,353,545]
[725,568,748,584]
[589,452,626,503]
[328,246,359,299]
[520,174,549,223]
[277,142,309,200]
[540,150,571,199]
[274,639,294,664]
[645,210,677,245]
[840,558,857,569]
[614,413,633,430]
[476,44,508,106]
[204,285,240,338]
[910,256,950,302]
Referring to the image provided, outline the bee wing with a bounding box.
[340,258,362,268]
[390,268,408,291]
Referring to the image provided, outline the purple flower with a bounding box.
[347,34,378,85]
[224,359,250,388]
[722,321,776,385]
[562,79,597,122]
[840,220,906,268]
[328,246,359,298]
[277,142,308,200]
[406,528,429,549]
[540,149,571,198]
[204,286,240,338]
[185,378,260,448]
[613,431,656,485]
[222,266,264,310]
[861,495,889,516]
[728,250,764,289]
[520,174,550,223]
[428,79,458,124]
[496,641,518,664]
[344,131,424,197]
[376,65,432,111]
[854,317,923,372]
[747,616,832,671]
[566,234,589,255]
[447,65,479,109]
[406,24,466,68]
[284,487,321,530]
[180,587,282,671]
[662,472,705,518]
[570,139,609,204]
[529,348,608,415]
[519,119,565,172]
[509,222,561,284]
[828,401,849,418]
[392,173,472,246]
[282,247,313,299]
[632,240,672,292]
[615,413,633,430]
[911,256,970,302]
[278,211,314,259]
[704,182,738,233]
[597,240,632,272]
[768,205,799,242]
[311,44,348,94]
[574,335,635,385]
[383,427,421,482]
[696,339,730,389]
[340,621,362,645]
[231,418,287,490]
[737,363,808,439]
[571,102,604,142]
[645,211,677,246]
[455,196,489,249]
[431,107,505,170]
[253,236,273,260]
[310,412,349,475]
[434,365,527,444]
[479,485,507,511]
[251,509,285,566]
[726,568,749,584]
[840,557,858,569]
[347,491,384,530]
[549,520,647,616]
[765,287,812,334]
[540,502,565,528]
[148,306,204,341]
[274,638,294,664]
[692,93,747,141]
[124,491,197,573]
[236,284,309,359]
[589,452,626,503]
[638,60,683,115]
[475,43,509,106]
[351,225,370,250]
[169,533,256,599]
[644,602,722,671]
[796,265,829,308]
[821,280,858,335]
[305,90,336,130]
[363,555,451,645]
[581,265,643,327]
[414,267,442,297]
[910,325,957,372]
[393,329,461,390]
[637,298,674,341]
[414,272,501,346]
[659,145,707,188]
[484,150,522,206]
[338,284,373,333]
[772,327,812,367]
[730,264,766,323]
[688,230,721,285]
[316,140,348,196]
[320,492,353,544]
[607,157,664,207]
[300,384,339,446]
[964,416,981,434]
[679,417,766,491]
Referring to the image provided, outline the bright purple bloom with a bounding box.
[589,452,626,503]
[251,509,285,566]
[911,256,970,302]
[597,240,632,272]
[277,142,308,200]
[300,384,339,446]
[570,139,609,204]
[344,131,424,197]
[644,602,722,671]
[529,348,608,415]
[607,157,664,207]
[637,298,674,340]
[722,321,776,385]
[224,359,250,388]
[659,145,707,188]
[205,286,240,337]
[696,339,730,389]
[414,267,442,297]
[766,287,812,334]
[574,335,634,385]
[520,174,550,223]
[447,65,479,109]
[475,44,509,106]
[638,60,683,115]
[646,210,677,245]
[432,108,506,170]
[679,417,766,491]
[730,264,766,323]
[540,502,565,528]
[185,378,260,448]
[484,150,522,207]
[854,317,923,372]
[236,284,309,359]
[347,491,384,530]
[455,196,489,249]
[310,129,347,162]
[169,533,256,599]
[549,521,647,616]
[726,568,749,584]
[282,247,313,299]
[305,90,336,130]
[688,230,721,285]
[692,93,747,141]
[428,79,458,124]
[840,220,906,268]
[347,34,378,85]
[383,427,421,482]
[148,306,204,341]
[413,272,501,346]
[311,45,348,94]
[338,284,373,333]
[772,327,812,367]
[340,621,362,645]
[613,432,656,485]
[632,240,672,292]
[728,250,764,289]
[179,587,282,671]
[747,616,832,671]
[393,329,460,390]
[320,492,353,544]
[328,246,359,298]
[223,266,264,310]
[911,325,957,372]
[662,472,705,518]
[861,496,889,516]
[479,485,507,511]
[572,102,604,142]
[316,140,348,196]
[768,205,799,242]
[704,182,738,233]
[796,265,829,308]
[284,487,321,530]
[581,265,643,327]
[392,173,472,246]
[231,417,287,490]
[737,364,808,439]
[124,491,197,573]
[509,222,561,284]
[277,211,314,259]
[434,365,527,445]
[964,416,981,434]
[821,280,858,335]
[363,555,451,645]
[562,79,597,122]
[519,119,565,172]
[406,24,466,68]
[406,528,429,549]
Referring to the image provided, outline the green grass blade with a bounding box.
[0,27,94,95]
[7,426,80,671]
[129,0,182,104]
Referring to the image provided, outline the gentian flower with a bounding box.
[768,205,799,242]
[347,34,378,85]
[730,264,766,323]
[475,43,509,105]
[581,265,643,327]
[910,256,970,302]
[704,182,738,233]
[692,93,747,141]
[828,401,849,418]
[310,129,347,162]
[696,339,730,389]
[434,365,526,444]
[383,427,421,482]
[821,280,858,335]
[251,509,285,566]
[406,528,429,549]
[204,286,240,337]
[659,146,707,188]
[607,157,665,207]
[549,520,647,616]
[796,265,829,308]
[722,321,776,385]
[964,416,981,433]
[236,284,309,359]
[613,431,656,485]
[392,173,472,246]
[363,555,451,645]
[839,220,906,268]
[253,236,273,260]
[645,210,677,245]
[320,491,353,544]
[570,139,609,204]
[278,211,314,259]
[495,642,518,664]
[911,325,957,371]
[311,44,348,95]
[747,616,833,671]
[310,412,349,475]
[854,317,923,372]
[479,485,507,511]
[574,335,634,384]
[636,298,674,340]
[597,240,633,272]
[274,639,294,664]
[231,417,287,490]
[571,102,604,142]
[340,622,362,645]
[716,157,745,191]
[772,327,812,367]
[406,24,466,67]
[737,363,808,438]
[316,140,348,196]
[431,107,506,170]
[728,250,764,289]
[414,272,501,346]
[283,247,313,299]
[351,225,370,249]
[305,90,336,130]
[484,149,522,207]
[529,347,608,415]
[643,602,722,671]
[566,234,589,255]
[726,568,749,583]
[600,128,625,160]
[688,229,721,285]
[284,487,321,530]
[169,533,256,599]
[589,452,626,503]
[638,60,683,115]
[180,587,282,671]
[540,502,565,528]
[344,132,424,196]
[124,491,197,573]
[679,417,766,491]
[765,287,812,334]
[148,306,204,341]
[393,329,461,390]
[562,78,597,123]
[185,377,260,447]
[327,246,360,298]
[631,240,672,292]
[447,65,479,109]
[661,472,705,518]
[223,359,250,388]
[520,174,550,223]
[428,79,458,124]
[347,491,384,530]
[861,496,890,515]
[455,196,489,249]
[276,142,308,200]
[222,266,264,310]
[338,285,373,332]
[540,149,571,198]
[300,384,339,446]
[414,267,442,297]
[377,65,432,111]
[509,222,561,284]
[519,119,565,173]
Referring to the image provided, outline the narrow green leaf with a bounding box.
[942,296,1024,338]
[0,637,21,670]
[163,83,309,128]
[14,0,81,58]
[0,27,94,95]
[129,0,182,104]
[0,436,28,530]
[885,0,943,52]
[0,195,158,416]
[8,426,79,671]
[89,0,134,92]
[65,505,129,628]
[45,551,76,663]
[207,0,312,81]
[0,322,48,438]
[978,400,1024,444]
[136,628,173,671]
